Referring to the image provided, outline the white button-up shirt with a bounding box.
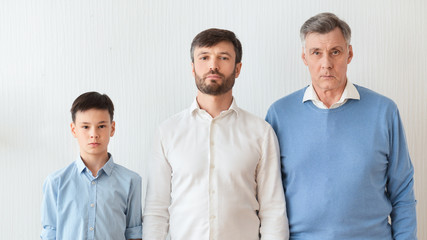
[143,99,289,240]
[303,80,360,109]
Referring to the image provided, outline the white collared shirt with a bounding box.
[303,80,360,109]
[143,99,289,240]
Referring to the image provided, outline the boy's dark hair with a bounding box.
[71,92,114,122]
[190,28,242,64]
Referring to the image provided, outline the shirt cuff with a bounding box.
[40,226,56,240]
[125,225,142,239]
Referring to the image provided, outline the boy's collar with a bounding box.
[75,153,115,176]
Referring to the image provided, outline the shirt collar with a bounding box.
[102,154,115,176]
[75,156,87,173]
[190,97,240,117]
[302,80,360,104]
[75,153,115,176]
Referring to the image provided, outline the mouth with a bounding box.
[321,75,335,79]
[206,74,222,79]
[89,143,100,147]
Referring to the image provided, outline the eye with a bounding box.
[99,125,106,129]
[200,56,207,60]
[332,50,340,55]
[82,126,89,129]
[312,51,320,56]
[220,56,229,60]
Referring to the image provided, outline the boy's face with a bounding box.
[71,109,115,161]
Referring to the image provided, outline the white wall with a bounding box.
[0,0,426,238]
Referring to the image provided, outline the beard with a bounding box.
[194,68,236,96]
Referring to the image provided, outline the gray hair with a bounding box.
[300,12,351,47]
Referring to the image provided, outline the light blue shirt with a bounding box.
[41,154,142,240]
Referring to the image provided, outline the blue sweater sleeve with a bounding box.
[387,109,417,239]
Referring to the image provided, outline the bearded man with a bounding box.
[143,28,289,240]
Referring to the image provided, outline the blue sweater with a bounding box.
[266,85,416,240]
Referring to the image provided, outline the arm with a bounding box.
[257,126,289,240]
[387,109,417,239]
[142,128,171,240]
[40,176,57,240]
[125,176,143,240]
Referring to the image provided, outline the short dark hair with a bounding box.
[70,92,114,122]
[190,28,242,64]
[300,12,351,46]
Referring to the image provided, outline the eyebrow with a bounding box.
[309,46,345,52]
[218,52,232,56]
[79,121,108,124]
[197,51,232,57]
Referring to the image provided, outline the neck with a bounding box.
[196,90,233,118]
[80,152,109,177]
[313,81,347,109]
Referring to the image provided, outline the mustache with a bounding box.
[203,69,225,78]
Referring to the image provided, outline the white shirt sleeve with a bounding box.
[257,126,290,240]
[143,128,171,240]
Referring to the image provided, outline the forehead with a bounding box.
[305,28,347,48]
[194,41,236,56]
[75,109,110,122]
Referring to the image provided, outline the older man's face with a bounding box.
[302,27,353,95]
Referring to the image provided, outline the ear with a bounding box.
[234,62,243,78]
[70,122,77,138]
[302,47,308,66]
[110,121,116,137]
[191,62,195,77]
[347,45,353,64]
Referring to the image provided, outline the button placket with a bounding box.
[87,178,97,239]
[208,120,218,240]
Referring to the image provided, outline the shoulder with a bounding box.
[268,87,307,114]
[237,107,272,130]
[266,87,307,122]
[270,87,306,109]
[355,85,398,112]
[45,161,77,184]
[157,108,191,133]
[112,163,142,183]
[234,108,277,141]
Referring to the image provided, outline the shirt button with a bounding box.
[210,164,215,169]
[210,215,216,219]
[91,181,95,185]
[89,227,94,231]
[90,203,94,207]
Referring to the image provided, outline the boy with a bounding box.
[41,92,142,240]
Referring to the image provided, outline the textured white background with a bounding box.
[0,0,426,238]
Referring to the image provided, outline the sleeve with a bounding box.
[125,175,143,239]
[142,128,171,240]
[265,106,286,191]
[387,109,417,240]
[40,176,58,240]
[256,125,289,240]
[265,106,275,128]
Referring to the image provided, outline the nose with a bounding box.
[90,129,99,139]
[321,55,333,69]
[209,58,219,71]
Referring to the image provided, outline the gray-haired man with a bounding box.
[266,12,417,239]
